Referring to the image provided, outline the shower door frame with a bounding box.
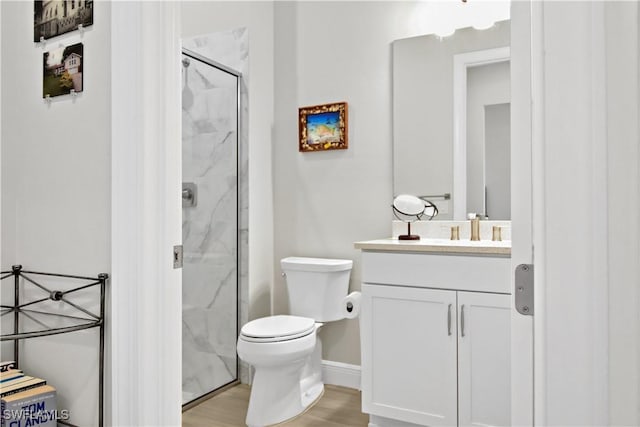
[180,47,243,407]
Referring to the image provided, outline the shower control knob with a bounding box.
[182,183,197,207]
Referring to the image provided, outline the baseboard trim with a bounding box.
[321,360,361,390]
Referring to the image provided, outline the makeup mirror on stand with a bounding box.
[392,194,438,240]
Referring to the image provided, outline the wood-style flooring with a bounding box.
[182,384,369,427]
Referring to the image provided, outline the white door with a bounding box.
[361,284,458,426]
[458,291,511,427]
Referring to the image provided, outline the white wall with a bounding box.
[484,103,510,220]
[0,1,111,426]
[273,1,430,365]
[181,1,274,322]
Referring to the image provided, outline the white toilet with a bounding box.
[237,256,353,427]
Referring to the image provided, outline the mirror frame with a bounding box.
[452,46,511,219]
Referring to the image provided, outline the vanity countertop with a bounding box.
[354,238,511,256]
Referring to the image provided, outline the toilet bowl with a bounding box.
[237,257,352,427]
[237,315,323,426]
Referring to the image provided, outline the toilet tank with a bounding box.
[281,257,353,322]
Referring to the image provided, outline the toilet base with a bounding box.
[271,385,324,426]
[245,357,322,427]
[244,333,325,427]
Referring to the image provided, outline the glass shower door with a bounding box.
[181,51,238,405]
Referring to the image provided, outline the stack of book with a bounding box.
[0,361,57,427]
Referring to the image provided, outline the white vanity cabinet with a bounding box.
[356,243,511,427]
[361,284,458,426]
[457,291,511,427]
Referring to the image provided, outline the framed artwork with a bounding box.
[34,0,94,42]
[298,102,348,152]
[43,42,83,98]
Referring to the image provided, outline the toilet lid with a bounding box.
[240,315,316,343]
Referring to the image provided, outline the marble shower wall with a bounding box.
[182,28,249,401]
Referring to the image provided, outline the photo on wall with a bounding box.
[34,0,94,42]
[43,42,83,98]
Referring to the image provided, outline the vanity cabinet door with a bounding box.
[457,291,511,427]
[361,284,458,426]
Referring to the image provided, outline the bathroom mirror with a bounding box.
[392,20,511,220]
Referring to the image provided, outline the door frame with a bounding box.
[510,1,535,425]
[107,1,541,426]
[110,3,182,426]
[452,46,510,220]
[526,2,612,424]
[0,2,3,269]
[514,2,614,424]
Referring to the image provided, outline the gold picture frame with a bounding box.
[298,102,348,152]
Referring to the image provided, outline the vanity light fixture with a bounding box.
[472,20,496,30]
[434,27,457,38]
[466,0,506,30]
[392,194,439,240]
[410,0,507,38]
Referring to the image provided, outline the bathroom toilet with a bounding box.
[237,257,353,427]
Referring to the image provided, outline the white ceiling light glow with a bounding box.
[410,0,511,38]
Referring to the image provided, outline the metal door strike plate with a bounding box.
[515,264,534,316]
[173,245,183,269]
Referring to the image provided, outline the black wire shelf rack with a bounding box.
[1,265,108,427]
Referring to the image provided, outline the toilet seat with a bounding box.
[240,315,316,343]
